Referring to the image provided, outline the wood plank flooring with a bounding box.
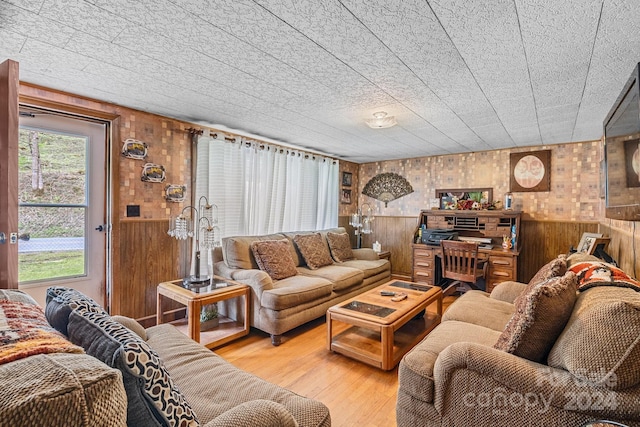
[214,295,457,427]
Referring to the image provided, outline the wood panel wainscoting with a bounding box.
[600,219,640,279]
[341,215,602,285]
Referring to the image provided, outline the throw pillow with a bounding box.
[326,232,354,262]
[45,286,107,335]
[67,309,199,427]
[0,300,84,365]
[112,315,148,340]
[494,271,578,363]
[569,261,640,292]
[293,233,334,270]
[528,255,567,286]
[250,240,298,280]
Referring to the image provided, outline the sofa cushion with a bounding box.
[528,254,567,286]
[0,353,128,427]
[261,276,333,311]
[399,320,502,404]
[441,290,515,332]
[0,297,84,365]
[222,233,288,270]
[548,286,640,390]
[326,232,354,262]
[67,309,199,427]
[494,271,577,363]
[250,239,299,280]
[297,264,364,291]
[293,233,334,269]
[145,324,331,426]
[569,261,640,292]
[338,258,388,279]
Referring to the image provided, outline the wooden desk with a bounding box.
[157,277,250,349]
[412,244,519,293]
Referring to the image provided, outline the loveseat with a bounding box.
[0,287,331,427]
[396,253,640,427]
[214,227,391,345]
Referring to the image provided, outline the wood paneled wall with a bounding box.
[600,220,640,279]
[341,215,601,283]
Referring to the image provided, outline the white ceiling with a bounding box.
[2,0,640,163]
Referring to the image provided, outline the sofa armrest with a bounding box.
[202,400,298,427]
[216,261,273,300]
[489,281,527,303]
[433,342,631,419]
[352,248,379,260]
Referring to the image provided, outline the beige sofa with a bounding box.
[214,227,391,345]
[0,288,331,427]
[396,254,640,427]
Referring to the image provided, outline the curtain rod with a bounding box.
[186,126,338,162]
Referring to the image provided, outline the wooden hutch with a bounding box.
[412,209,521,293]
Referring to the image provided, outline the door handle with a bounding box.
[95,225,108,232]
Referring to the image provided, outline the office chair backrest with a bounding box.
[440,240,482,283]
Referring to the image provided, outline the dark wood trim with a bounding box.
[0,60,20,289]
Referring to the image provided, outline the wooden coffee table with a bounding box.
[327,280,442,370]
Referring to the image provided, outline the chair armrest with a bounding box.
[216,261,273,299]
[202,400,298,427]
[489,281,527,303]
[433,342,630,419]
[352,248,379,260]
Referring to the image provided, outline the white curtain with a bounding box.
[195,134,339,238]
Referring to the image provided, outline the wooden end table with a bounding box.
[157,277,250,349]
[327,280,442,370]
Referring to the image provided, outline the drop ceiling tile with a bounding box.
[39,0,129,41]
[0,1,76,47]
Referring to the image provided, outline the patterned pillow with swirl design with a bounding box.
[45,286,107,335]
[67,308,199,427]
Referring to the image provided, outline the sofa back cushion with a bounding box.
[251,240,298,280]
[494,271,577,363]
[293,233,334,270]
[326,232,354,262]
[222,233,289,269]
[548,286,640,390]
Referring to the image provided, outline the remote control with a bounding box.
[380,290,396,296]
[391,292,407,302]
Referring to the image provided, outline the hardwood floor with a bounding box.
[214,295,457,427]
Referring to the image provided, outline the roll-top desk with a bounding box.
[412,210,521,293]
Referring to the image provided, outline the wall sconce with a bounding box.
[349,202,374,249]
[168,196,220,288]
[365,111,397,129]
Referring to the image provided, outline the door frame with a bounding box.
[0,59,19,289]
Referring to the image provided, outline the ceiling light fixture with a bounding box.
[365,111,397,129]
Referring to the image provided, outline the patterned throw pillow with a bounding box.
[569,261,640,292]
[45,286,107,335]
[326,232,354,262]
[293,233,334,270]
[528,255,567,286]
[494,271,578,363]
[68,309,199,427]
[250,240,298,280]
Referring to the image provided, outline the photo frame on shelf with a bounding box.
[510,150,551,192]
[435,188,493,210]
[587,237,611,255]
[341,188,352,204]
[342,171,352,187]
[576,232,603,253]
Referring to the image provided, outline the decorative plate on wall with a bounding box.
[510,150,551,192]
[141,163,166,183]
[121,138,148,160]
[165,184,186,202]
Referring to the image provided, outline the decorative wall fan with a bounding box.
[362,172,413,207]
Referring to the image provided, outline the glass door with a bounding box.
[18,110,107,306]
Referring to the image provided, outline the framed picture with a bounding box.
[435,188,493,210]
[624,139,640,187]
[341,189,352,204]
[510,150,551,192]
[577,232,603,253]
[342,171,352,187]
[587,237,611,255]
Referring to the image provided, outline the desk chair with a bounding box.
[439,240,487,296]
